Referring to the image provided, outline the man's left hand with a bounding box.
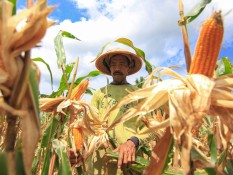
[113,140,136,169]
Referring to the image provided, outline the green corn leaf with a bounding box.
[54,31,66,69]
[41,147,52,175]
[217,150,227,166]
[58,63,74,90]
[60,30,81,41]
[115,38,152,74]
[208,133,217,165]
[32,57,54,91]
[8,0,16,15]
[225,159,233,175]
[185,0,212,24]
[204,168,216,175]
[216,57,232,77]
[31,147,41,175]
[50,64,74,97]
[74,70,102,85]
[41,115,59,148]
[91,41,113,62]
[54,31,80,69]
[52,139,72,175]
[16,150,26,175]
[106,149,149,167]
[0,152,8,175]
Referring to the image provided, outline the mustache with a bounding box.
[113,71,123,75]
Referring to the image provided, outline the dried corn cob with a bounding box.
[70,80,88,151]
[70,79,89,101]
[189,11,224,77]
[72,127,83,151]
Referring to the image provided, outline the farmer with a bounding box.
[69,48,152,174]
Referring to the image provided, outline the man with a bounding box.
[70,48,149,174]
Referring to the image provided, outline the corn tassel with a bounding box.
[189,11,224,77]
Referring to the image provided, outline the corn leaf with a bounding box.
[8,0,16,15]
[225,159,233,175]
[115,38,152,74]
[106,149,149,172]
[41,147,52,175]
[0,153,8,175]
[31,148,41,175]
[217,150,227,166]
[208,133,217,165]
[54,31,67,69]
[60,30,81,41]
[54,31,80,69]
[204,168,216,175]
[41,115,59,148]
[185,0,212,24]
[216,57,232,77]
[16,150,26,175]
[32,57,54,90]
[74,70,102,85]
[52,139,72,175]
[49,64,74,97]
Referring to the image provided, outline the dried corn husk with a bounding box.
[101,67,233,174]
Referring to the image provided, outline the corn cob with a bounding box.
[189,11,224,77]
[70,80,89,151]
[72,127,83,151]
[70,79,89,101]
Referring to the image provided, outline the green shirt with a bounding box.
[87,84,148,175]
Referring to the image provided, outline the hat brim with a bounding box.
[95,49,143,76]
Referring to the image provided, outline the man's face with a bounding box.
[109,55,130,84]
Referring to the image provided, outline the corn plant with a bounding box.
[0,0,55,174]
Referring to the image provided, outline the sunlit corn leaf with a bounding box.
[74,70,102,86]
[216,57,232,77]
[185,0,212,24]
[32,57,53,90]
[93,41,112,60]
[54,30,80,69]
[143,129,173,175]
[49,63,74,97]
[0,152,8,175]
[54,31,67,69]
[208,133,217,165]
[115,37,152,74]
[41,115,59,148]
[60,30,81,41]
[52,139,72,175]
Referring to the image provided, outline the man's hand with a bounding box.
[67,148,82,166]
[113,140,136,169]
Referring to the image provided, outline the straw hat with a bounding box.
[95,48,143,76]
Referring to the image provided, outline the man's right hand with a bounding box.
[67,148,82,166]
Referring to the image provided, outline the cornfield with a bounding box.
[0,0,233,175]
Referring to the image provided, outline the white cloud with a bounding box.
[32,0,233,101]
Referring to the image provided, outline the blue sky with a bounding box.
[16,0,233,100]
